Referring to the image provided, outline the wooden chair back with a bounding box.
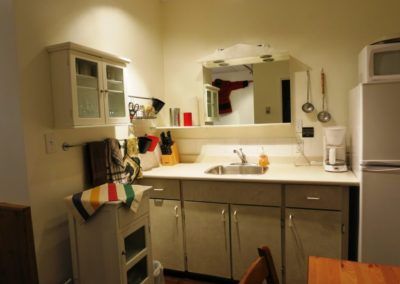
[0,203,38,284]
[239,246,279,284]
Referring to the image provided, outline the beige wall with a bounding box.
[161,0,400,155]
[13,0,163,283]
[0,0,30,205]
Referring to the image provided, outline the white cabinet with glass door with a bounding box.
[203,84,219,125]
[66,186,153,284]
[48,42,130,128]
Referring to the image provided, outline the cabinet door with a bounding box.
[104,63,129,124]
[204,87,219,123]
[184,201,230,278]
[285,209,342,284]
[120,215,153,284]
[71,55,105,125]
[231,205,281,281]
[149,199,185,271]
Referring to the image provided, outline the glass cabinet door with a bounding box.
[123,226,146,263]
[120,217,152,284]
[75,58,102,119]
[204,84,219,124]
[105,64,127,122]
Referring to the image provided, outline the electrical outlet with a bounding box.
[44,133,57,154]
[302,127,314,138]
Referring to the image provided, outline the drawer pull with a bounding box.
[233,210,238,223]
[221,209,226,222]
[154,188,165,192]
[174,205,179,218]
[306,196,320,200]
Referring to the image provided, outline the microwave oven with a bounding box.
[359,41,400,83]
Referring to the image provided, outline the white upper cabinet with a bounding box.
[48,42,130,128]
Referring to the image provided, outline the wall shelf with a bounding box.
[155,125,202,130]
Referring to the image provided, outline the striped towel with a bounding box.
[65,183,143,223]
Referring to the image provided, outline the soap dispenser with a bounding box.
[258,147,269,168]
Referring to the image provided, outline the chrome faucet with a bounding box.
[233,148,248,164]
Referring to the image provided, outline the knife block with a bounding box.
[161,143,180,165]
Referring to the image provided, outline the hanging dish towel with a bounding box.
[123,137,143,183]
[65,183,143,223]
[106,138,127,183]
[87,141,107,186]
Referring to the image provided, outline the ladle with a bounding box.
[302,70,314,113]
[317,69,331,123]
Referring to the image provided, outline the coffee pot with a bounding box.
[323,126,348,172]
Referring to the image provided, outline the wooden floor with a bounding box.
[165,275,216,284]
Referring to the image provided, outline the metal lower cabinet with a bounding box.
[149,199,185,271]
[285,208,342,284]
[230,204,281,281]
[184,201,231,278]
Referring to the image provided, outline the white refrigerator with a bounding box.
[349,82,400,265]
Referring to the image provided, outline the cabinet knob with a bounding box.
[289,214,294,227]
[121,251,126,256]
[233,210,238,223]
[174,205,179,218]
[221,209,226,222]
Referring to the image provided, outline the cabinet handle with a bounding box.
[104,89,109,93]
[289,214,294,227]
[100,90,104,93]
[233,210,238,223]
[154,188,165,192]
[174,205,179,218]
[221,209,226,222]
[306,196,321,200]
[121,251,126,256]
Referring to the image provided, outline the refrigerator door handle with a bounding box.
[362,166,400,174]
[361,160,400,167]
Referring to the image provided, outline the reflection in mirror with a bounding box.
[203,59,291,125]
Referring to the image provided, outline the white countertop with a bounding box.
[142,163,359,186]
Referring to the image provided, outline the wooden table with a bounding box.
[308,256,400,284]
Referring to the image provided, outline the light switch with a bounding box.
[45,133,57,154]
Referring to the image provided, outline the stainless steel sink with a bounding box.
[204,164,266,175]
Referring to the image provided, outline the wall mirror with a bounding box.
[200,44,292,126]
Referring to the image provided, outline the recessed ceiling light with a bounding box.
[263,58,274,62]
[260,54,272,59]
[213,60,225,64]
[219,63,229,66]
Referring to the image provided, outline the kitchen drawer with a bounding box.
[285,185,343,210]
[118,190,150,229]
[182,180,281,206]
[137,178,180,200]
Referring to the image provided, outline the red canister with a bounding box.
[183,112,192,126]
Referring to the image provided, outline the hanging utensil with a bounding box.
[302,70,315,113]
[317,69,331,123]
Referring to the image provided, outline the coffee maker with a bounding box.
[323,126,348,172]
